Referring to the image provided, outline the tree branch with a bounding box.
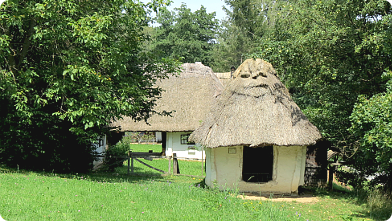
[17,17,36,69]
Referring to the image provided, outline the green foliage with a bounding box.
[0,0,178,172]
[349,73,392,190]
[124,132,156,143]
[211,0,270,71]
[150,4,219,67]
[224,0,268,39]
[255,0,391,139]
[103,142,130,171]
[364,188,392,219]
[0,117,95,172]
[247,0,392,187]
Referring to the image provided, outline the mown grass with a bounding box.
[0,144,390,221]
[126,143,206,177]
[1,168,385,221]
[1,169,296,220]
[129,144,162,153]
[115,158,205,177]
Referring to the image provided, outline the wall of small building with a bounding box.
[205,145,306,194]
[93,135,107,166]
[165,132,205,160]
[155,132,163,142]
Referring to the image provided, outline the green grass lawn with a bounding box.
[0,168,383,221]
[0,170,293,220]
[0,144,389,220]
[129,143,163,153]
[125,144,206,177]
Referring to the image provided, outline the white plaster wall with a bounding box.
[207,145,307,194]
[205,147,216,187]
[165,132,205,160]
[155,132,162,142]
[93,135,107,166]
[206,146,243,189]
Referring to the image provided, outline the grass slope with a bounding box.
[1,170,294,220]
[0,144,389,220]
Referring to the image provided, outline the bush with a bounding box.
[0,116,97,173]
[103,141,130,171]
[366,189,392,220]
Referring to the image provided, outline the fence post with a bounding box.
[127,150,131,175]
[201,146,204,176]
[168,156,171,175]
[129,150,134,174]
[173,153,180,175]
[328,165,335,190]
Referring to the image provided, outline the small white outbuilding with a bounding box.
[190,58,322,194]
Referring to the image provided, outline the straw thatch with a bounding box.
[189,58,322,148]
[110,62,224,132]
[215,72,232,86]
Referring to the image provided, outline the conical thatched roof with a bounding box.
[189,58,322,148]
[110,62,224,132]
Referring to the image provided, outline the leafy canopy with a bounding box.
[150,3,218,67]
[349,71,392,189]
[251,0,392,188]
[0,0,178,172]
[211,0,270,72]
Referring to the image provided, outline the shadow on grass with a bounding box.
[0,156,205,186]
[0,164,167,184]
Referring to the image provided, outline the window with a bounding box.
[242,146,273,182]
[180,134,195,145]
[188,146,196,155]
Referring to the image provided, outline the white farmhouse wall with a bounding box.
[93,135,107,166]
[155,132,162,142]
[205,145,307,194]
[165,132,205,160]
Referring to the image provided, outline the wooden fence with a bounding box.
[104,150,204,177]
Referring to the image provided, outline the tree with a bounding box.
[211,0,270,72]
[0,0,178,172]
[252,0,392,187]
[348,71,392,191]
[151,4,219,67]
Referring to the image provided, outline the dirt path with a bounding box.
[238,192,319,203]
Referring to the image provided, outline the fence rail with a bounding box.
[101,150,204,177]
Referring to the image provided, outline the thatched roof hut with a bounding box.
[190,58,321,148]
[110,62,224,132]
[214,72,232,86]
[189,58,322,193]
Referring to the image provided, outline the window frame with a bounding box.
[180,133,195,145]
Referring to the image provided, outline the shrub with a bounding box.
[103,141,130,171]
[0,117,97,173]
[353,187,392,220]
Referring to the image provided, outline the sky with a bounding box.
[167,0,229,21]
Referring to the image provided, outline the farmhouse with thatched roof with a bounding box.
[110,62,224,159]
[189,58,322,194]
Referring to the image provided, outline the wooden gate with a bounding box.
[127,150,169,175]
